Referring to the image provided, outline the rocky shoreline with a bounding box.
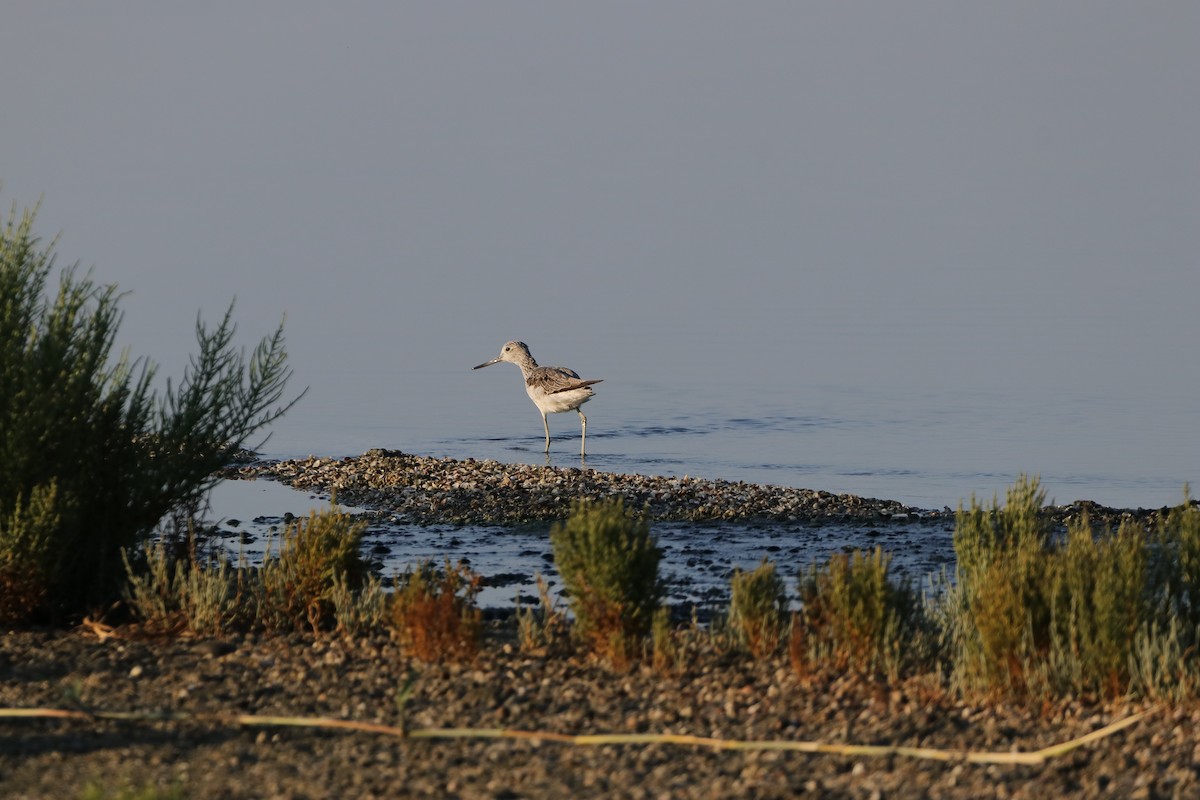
[223,449,1166,530]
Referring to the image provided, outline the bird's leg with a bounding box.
[579,410,587,456]
[542,413,551,452]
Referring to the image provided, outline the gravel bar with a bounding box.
[224,449,1172,530]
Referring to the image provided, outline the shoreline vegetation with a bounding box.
[32,465,1200,671]
[3,467,1198,798]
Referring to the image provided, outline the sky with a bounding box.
[2,3,1197,497]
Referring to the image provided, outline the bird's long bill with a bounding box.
[473,358,500,370]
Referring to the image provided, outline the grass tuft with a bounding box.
[330,570,388,638]
[946,475,1051,694]
[650,606,680,674]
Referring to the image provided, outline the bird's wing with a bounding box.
[547,378,602,395]
[527,367,602,394]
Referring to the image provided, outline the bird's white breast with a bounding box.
[526,383,593,414]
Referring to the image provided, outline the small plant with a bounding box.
[793,546,921,679]
[257,506,369,633]
[940,478,1200,699]
[729,558,788,658]
[389,559,482,662]
[650,606,680,674]
[549,497,664,668]
[122,539,241,636]
[0,482,58,625]
[515,573,568,654]
[944,475,1054,694]
[729,561,787,662]
[1147,489,1200,630]
[330,570,388,638]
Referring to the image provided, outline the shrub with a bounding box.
[257,506,370,633]
[1122,491,1200,699]
[121,506,384,637]
[389,559,482,662]
[729,558,788,658]
[1044,515,1147,697]
[1,198,301,619]
[330,570,388,638]
[1147,489,1200,630]
[945,478,1200,699]
[945,475,1053,694]
[122,539,242,636]
[0,482,58,625]
[793,546,922,679]
[549,497,664,667]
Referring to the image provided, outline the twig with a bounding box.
[0,706,1152,765]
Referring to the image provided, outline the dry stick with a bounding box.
[0,707,1150,766]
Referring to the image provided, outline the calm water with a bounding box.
[258,366,1195,512]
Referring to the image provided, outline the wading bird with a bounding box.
[473,340,602,456]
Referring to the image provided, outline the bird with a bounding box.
[473,340,602,456]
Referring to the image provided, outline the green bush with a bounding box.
[330,569,388,638]
[1147,490,1200,630]
[0,198,300,618]
[1044,515,1147,696]
[944,475,1054,693]
[0,481,59,624]
[650,606,679,673]
[1125,492,1200,699]
[122,506,385,638]
[945,477,1200,699]
[257,506,370,633]
[729,558,788,658]
[793,546,923,679]
[549,497,664,667]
